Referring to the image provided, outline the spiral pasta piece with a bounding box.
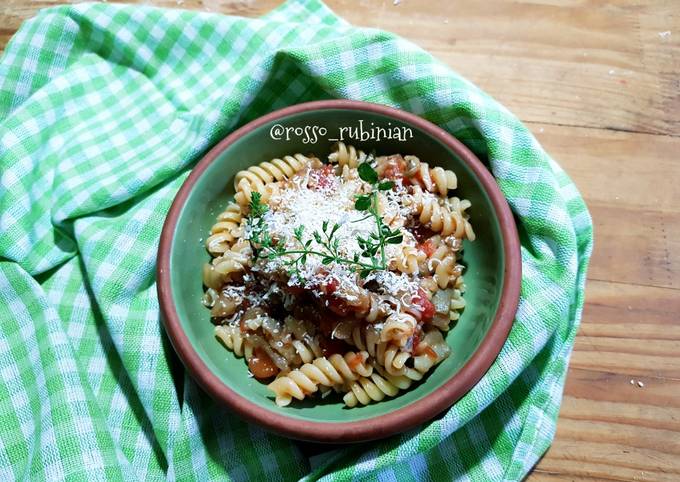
[233,178,281,207]
[381,312,417,346]
[202,239,253,289]
[407,186,465,238]
[208,289,244,318]
[205,202,244,255]
[336,287,388,323]
[393,244,426,274]
[423,240,462,290]
[328,142,367,168]
[378,342,411,375]
[342,364,422,407]
[267,352,372,406]
[433,254,457,290]
[349,323,381,356]
[403,155,457,196]
[413,329,451,373]
[446,196,476,241]
[234,154,312,191]
[346,323,414,376]
[214,324,251,358]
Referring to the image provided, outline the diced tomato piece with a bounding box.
[318,276,351,316]
[382,164,404,180]
[327,295,351,317]
[418,239,436,257]
[284,285,305,296]
[248,347,279,379]
[323,278,339,295]
[382,164,400,180]
[412,288,435,321]
[311,164,335,190]
[381,155,407,180]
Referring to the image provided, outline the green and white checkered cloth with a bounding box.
[0,1,593,480]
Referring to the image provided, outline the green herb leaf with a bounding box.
[249,191,268,217]
[387,235,403,244]
[358,162,378,184]
[378,180,394,191]
[322,256,334,265]
[354,196,371,211]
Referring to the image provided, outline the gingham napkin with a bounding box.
[0,1,593,480]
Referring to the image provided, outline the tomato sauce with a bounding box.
[327,296,351,317]
[412,288,435,321]
[248,347,279,379]
[418,239,436,257]
[381,155,407,180]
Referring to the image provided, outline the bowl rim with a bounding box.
[157,99,521,443]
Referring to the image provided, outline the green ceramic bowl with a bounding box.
[157,100,520,443]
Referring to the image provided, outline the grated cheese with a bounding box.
[249,166,419,305]
[370,270,420,295]
[262,168,397,291]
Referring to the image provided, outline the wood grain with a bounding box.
[1,1,678,481]
[1,0,679,135]
[531,122,680,290]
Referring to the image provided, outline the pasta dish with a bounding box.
[201,142,474,407]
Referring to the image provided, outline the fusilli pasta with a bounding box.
[268,352,372,406]
[205,202,243,255]
[342,364,422,407]
[328,141,367,168]
[202,144,474,407]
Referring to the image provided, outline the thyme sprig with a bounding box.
[245,160,402,278]
[352,161,403,275]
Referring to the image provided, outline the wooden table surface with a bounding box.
[2,0,678,480]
